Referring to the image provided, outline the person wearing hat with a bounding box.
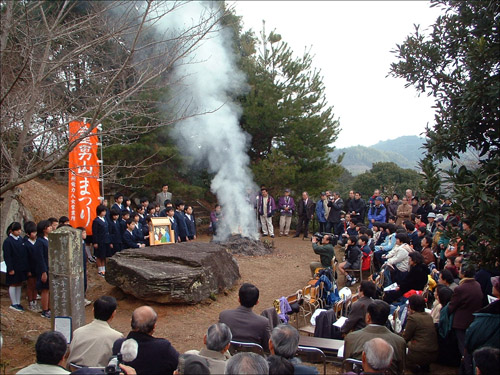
[367,196,386,229]
[277,189,295,236]
[315,192,328,233]
[427,212,437,234]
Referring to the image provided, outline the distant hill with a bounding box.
[331,135,426,175]
[371,136,426,166]
[331,135,478,175]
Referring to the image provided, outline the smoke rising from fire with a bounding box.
[161,2,258,240]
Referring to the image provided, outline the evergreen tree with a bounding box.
[236,21,341,195]
[351,162,422,199]
[418,155,442,201]
[390,0,499,268]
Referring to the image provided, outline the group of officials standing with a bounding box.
[255,188,345,239]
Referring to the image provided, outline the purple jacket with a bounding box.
[277,196,295,216]
[257,195,276,217]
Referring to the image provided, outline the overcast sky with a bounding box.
[230,1,443,148]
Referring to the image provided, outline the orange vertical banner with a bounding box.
[68,121,100,235]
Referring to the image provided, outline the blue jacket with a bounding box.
[92,217,111,246]
[170,217,179,242]
[367,204,386,227]
[174,211,188,241]
[375,233,396,252]
[316,200,326,223]
[123,230,140,249]
[35,237,49,276]
[184,214,196,238]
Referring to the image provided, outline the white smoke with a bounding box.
[159,2,258,240]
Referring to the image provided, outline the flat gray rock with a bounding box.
[106,242,240,304]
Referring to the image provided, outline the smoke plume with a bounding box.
[161,2,258,240]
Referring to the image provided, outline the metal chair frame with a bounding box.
[296,345,327,375]
[228,340,265,356]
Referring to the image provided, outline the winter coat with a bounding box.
[396,202,412,226]
[327,198,344,223]
[387,200,401,218]
[315,200,326,223]
[278,195,295,217]
[257,195,277,217]
[367,204,387,227]
[386,243,412,272]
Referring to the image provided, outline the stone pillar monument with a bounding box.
[48,226,85,331]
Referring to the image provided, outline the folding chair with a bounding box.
[344,254,363,285]
[333,299,344,320]
[286,290,303,328]
[296,346,327,375]
[341,358,363,374]
[228,341,265,356]
[301,284,323,327]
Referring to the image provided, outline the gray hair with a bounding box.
[206,323,232,352]
[363,338,394,371]
[270,324,299,359]
[225,352,269,375]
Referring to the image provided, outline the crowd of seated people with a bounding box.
[12,272,500,375]
[6,185,500,374]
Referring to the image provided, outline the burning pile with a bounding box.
[215,234,274,256]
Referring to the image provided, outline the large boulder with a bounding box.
[105,242,240,304]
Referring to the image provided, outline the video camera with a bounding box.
[312,232,337,246]
[105,353,123,375]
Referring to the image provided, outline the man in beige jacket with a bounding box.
[67,296,123,368]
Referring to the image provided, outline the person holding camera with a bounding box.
[309,233,334,277]
[326,192,344,235]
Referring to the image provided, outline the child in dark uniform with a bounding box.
[3,222,29,312]
[23,221,39,311]
[35,220,52,318]
[92,204,112,277]
[109,208,123,255]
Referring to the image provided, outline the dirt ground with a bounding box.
[0,234,457,374]
[1,179,457,374]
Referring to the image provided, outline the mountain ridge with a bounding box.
[331,135,426,175]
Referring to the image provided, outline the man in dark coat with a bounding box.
[347,192,366,223]
[294,191,315,239]
[448,264,484,356]
[326,192,344,235]
[219,283,271,352]
[113,306,179,375]
[341,281,376,335]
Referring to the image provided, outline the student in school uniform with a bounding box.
[92,204,112,277]
[3,222,29,312]
[146,204,156,219]
[165,207,180,243]
[123,197,133,213]
[184,205,197,240]
[119,210,130,247]
[174,200,189,242]
[111,192,124,219]
[35,220,52,318]
[136,205,147,228]
[122,219,146,249]
[23,221,39,311]
[131,212,146,245]
[48,217,59,232]
[109,208,123,255]
[159,200,173,217]
[139,197,149,213]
